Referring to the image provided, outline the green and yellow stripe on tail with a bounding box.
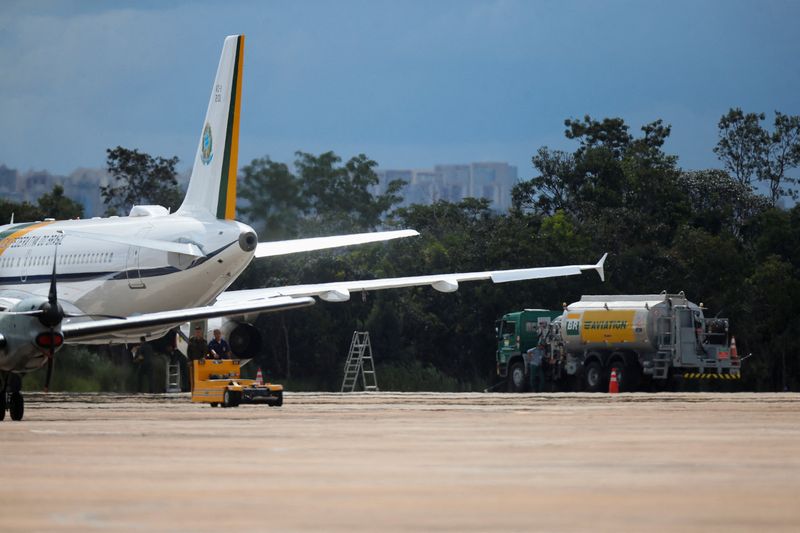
[217,35,244,220]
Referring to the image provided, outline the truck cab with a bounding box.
[496,309,561,392]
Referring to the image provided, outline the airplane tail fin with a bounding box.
[177,35,244,220]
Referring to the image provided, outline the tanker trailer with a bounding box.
[545,292,740,392]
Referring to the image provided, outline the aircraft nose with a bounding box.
[238,230,257,252]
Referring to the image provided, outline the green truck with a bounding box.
[496,309,561,392]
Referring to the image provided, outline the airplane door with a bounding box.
[126,245,145,289]
[20,248,35,283]
[126,228,150,289]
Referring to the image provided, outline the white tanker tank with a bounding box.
[559,294,703,353]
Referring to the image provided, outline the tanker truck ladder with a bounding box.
[341,331,379,392]
[654,315,675,379]
[652,351,671,379]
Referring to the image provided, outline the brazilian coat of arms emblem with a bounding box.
[201,123,213,165]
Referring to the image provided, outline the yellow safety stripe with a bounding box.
[682,373,741,380]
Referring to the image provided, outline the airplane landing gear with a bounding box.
[0,373,24,421]
[9,391,23,421]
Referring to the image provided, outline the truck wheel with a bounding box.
[508,362,526,393]
[623,362,642,391]
[584,361,605,393]
[223,390,232,408]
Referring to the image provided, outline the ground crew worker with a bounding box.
[187,327,208,360]
[187,326,208,389]
[133,342,154,393]
[208,329,232,359]
[527,344,545,392]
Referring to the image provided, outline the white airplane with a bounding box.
[0,35,606,420]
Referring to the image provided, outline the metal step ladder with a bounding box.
[341,331,379,392]
[166,362,182,393]
[653,315,674,379]
[652,351,671,379]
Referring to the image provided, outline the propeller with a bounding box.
[39,248,64,393]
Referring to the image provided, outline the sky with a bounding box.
[1,0,799,180]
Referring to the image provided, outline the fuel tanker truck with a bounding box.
[496,292,741,392]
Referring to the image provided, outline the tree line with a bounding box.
[9,108,800,392]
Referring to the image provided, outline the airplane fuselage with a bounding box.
[0,212,257,346]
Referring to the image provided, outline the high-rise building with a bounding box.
[377,161,517,211]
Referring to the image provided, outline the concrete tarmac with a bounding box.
[1,392,799,532]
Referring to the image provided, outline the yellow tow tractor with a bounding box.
[191,359,283,407]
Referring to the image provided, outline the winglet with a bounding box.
[594,253,607,282]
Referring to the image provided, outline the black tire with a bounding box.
[584,361,605,393]
[9,392,23,421]
[222,390,232,408]
[269,391,283,407]
[623,361,642,391]
[0,392,6,421]
[210,403,219,407]
[507,361,527,393]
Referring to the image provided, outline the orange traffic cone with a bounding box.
[609,369,619,394]
[256,368,264,385]
[730,336,738,359]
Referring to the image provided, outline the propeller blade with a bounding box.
[44,340,55,393]
[48,246,58,306]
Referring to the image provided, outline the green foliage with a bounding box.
[238,151,405,239]
[23,346,134,392]
[238,157,304,240]
[714,108,800,205]
[37,184,84,219]
[0,184,84,223]
[377,360,461,391]
[714,108,769,188]
[101,146,182,215]
[0,198,43,224]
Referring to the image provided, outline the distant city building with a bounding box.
[0,165,111,217]
[376,162,518,211]
[0,164,190,219]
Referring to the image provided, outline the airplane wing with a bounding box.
[255,229,419,258]
[62,296,315,342]
[216,254,608,304]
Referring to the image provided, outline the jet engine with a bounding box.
[205,317,263,359]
